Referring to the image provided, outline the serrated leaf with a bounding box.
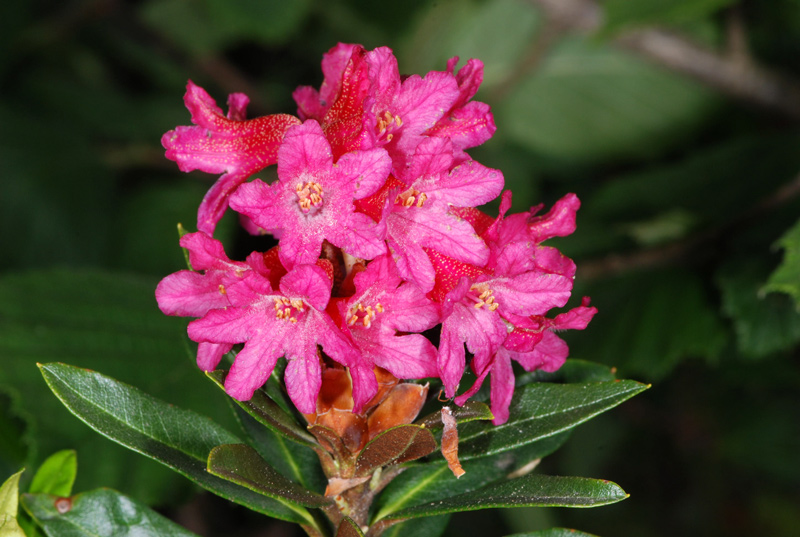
[354,426,437,477]
[374,434,567,522]
[415,401,494,430]
[29,451,76,497]
[506,529,599,537]
[207,444,330,509]
[763,217,800,306]
[207,370,316,447]
[21,488,200,537]
[38,363,309,524]
[457,381,648,460]
[0,269,237,504]
[233,405,326,494]
[718,260,800,358]
[336,517,364,537]
[502,37,714,163]
[0,470,25,537]
[380,474,627,521]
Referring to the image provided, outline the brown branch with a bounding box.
[528,0,800,119]
[579,171,800,280]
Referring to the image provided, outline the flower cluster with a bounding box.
[156,43,595,425]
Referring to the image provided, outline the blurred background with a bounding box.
[1,0,799,536]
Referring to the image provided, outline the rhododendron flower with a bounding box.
[334,254,439,379]
[187,262,376,414]
[157,42,595,428]
[162,81,300,235]
[229,120,391,269]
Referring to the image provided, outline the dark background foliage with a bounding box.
[1,0,799,536]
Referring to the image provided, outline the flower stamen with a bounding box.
[346,301,383,328]
[295,181,324,214]
[274,297,305,323]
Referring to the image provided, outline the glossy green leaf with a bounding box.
[416,401,494,430]
[21,488,200,537]
[374,433,567,522]
[517,359,617,385]
[506,529,599,537]
[207,370,316,447]
[603,0,736,33]
[719,260,800,358]
[355,425,437,477]
[0,470,25,537]
[0,269,237,504]
[38,363,308,524]
[763,217,800,306]
[233,405,326,494]
[336,517,364,537]
[379,515,450,537]
[207,444,330,508]
[29,451,76,497]
[379,474,627,521]
[457,381,648,460]
[502,37,714,163]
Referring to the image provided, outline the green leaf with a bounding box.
[233,405,326,494]
[603,0,736,34]
[336,517,365,537]
[501,37,714,163]
[517,359,617,385]
[379,474,627,521]
[21,488,200,537]
[379,515,450,537]
[718,260,800,358]
[207,444,330,509]
[29,451,76,497]
[38,363,309,524]
[0,269,238,504]
[763,217,800,306]
[416,401,494,430]
[0,470,25,537]
[0,270,241,505]
[354,426,437,477]
[374,435,566,522]
[206,371,316,447]
[457,381,648,460]
[506,529,599,537]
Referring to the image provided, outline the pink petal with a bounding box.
[489,349,515,425]
[332,211,387,260]
[528,193,581,242]
[334,147,392,200]
[370,332,439,379]
[491,272,573,316]
[284,354,322,414]
[279,264,332,311]
[513,331,569,373]
[278,121,333,180]
[348,363,379,414]
[225,333,283,401]
[196,342,232,371]
[155,270,229,317]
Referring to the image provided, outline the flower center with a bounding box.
[395,187,427,208]
[295,181,324,214]
[468,284,499,311]
[274,297,306,323]
[346,302,384,328]
[376,110,403,142]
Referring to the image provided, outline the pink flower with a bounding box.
[293,44,372,159]
[162,81,300,235]
[357,137,502,292]
[187,263,375,414]
[334,255,440,379]
[155,232,257,371]
[229,120,391,270]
